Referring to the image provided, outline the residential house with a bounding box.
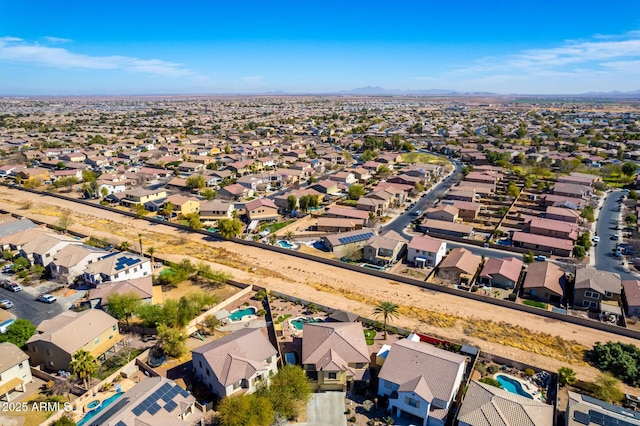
[457,380,554,426]
[199,200,234,224]
[192,328,278,398]
[164,194,201,217]
[177,162,205,174]
[356,196,388,216]
[362,230,408,266]
[0,343,32,401]
[407,235,447,268]
[301,322,370,392]
[316,217,364,233]
[622,280,640,318]
[85,277,154,309]
[425,205,459,222]
[545,206,582,224]
[511,232,574,257]
[565,391,640,426]
[82,252,152,285]
[120,188,167,207]
[325,207,370,222]
[440,200,480,219]
[49,244,108,284]
[87,376,204,426]
[16,167,50,182]
[418,219,473,238]
[526,217,579,241]
[217,183,251,201]
[329,171,357,185]
[522,262,565,304]
[445,190,477,203]
[26,309,121,371]
[20,233,79,267]
[245,198,279,222]
[574,267,621,310]
[477,257,523,289]
[552,182,592,199]
[321,229,375,257]
[311,180,340,195]
[437,248,481,284]
[352,167,372,183]
[377,338,467,426]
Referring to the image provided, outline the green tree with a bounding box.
[105,292,141,326]
[216,393,274,426]
[157,324,186,358]
[622,162,639,177]
[224,144,232,154]
[58,210,73,234]
[377,165,391,178]
[267,365,312,420]
[581,206,595,223]
[201,188,216,200]
[373,301,399,339]
[625,214,637,227]
[12,256,29,272]
[506,181,521,198]
[348,184,365,200]
[413,181,425,194]
[50,413,77,426]
[298,195,310,212]
[573,245,586,259]
[287,195,297,212]
[161,201,174,218]
[146,246,156,264]
[203,314,221,335]
[186,175,206,190]
[516,122,528,138]
[479,377,503,389]
[218,218,243,240]
[0,319,36,347]
[558,367,577,386]
[629,190,639,200]
[70,350,98,389]
[176,296,200,328]
[593,373,624,403]
[577,232,592,250]
[185,213,203,230]
[309,194,320,210]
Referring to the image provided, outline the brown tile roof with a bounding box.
[0,342,28,374]
[191,328,277,387]
[575,267,621,295]
[511,232,574,251]
[622,280,640,308]
[438,248,481,275]
[479,257,523,283]
[301,322,369,369]
[408,235,446,253]
[522,262,565,296]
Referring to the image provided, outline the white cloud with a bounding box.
[0,36,198,78]
[43,36,72,44]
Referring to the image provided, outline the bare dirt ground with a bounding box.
[3,187,640,392]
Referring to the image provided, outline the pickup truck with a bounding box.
[36,294,57,304]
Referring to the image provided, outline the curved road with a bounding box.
[595,189,636,280]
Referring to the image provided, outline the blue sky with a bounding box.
[1,1,640,95]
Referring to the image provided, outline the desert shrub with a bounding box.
[475,363,488,375]
[479,377,502,388]
[524,368,535,377]
[487,364,500,374]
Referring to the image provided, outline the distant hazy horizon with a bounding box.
[2,1,640,96]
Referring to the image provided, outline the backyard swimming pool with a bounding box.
[277,240,294,249]
[496,374,533,399]
[77,393,124,426]
[290,316,322,330]
[229,306,257,322]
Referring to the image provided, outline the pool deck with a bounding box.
[494,373,544,401]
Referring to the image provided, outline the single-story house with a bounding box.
[522,261,565,304]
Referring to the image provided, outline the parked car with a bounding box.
[592,236,600,243]
[36,294,56,303]
[413,210,422,216]
[6,283,22,292]
[0,299,14,309]
[534,255,547,261]
[611,235,619,241]
[1,264,12,273]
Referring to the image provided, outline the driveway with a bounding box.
[304,392,347,426]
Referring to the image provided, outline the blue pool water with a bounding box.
[496,375,533,399]
[229,307,257,322]
[77,392,124,426]
[290,317,321,330]
[277,240,294,249]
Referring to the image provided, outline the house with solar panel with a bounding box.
[82,252,152,286]
[566,390,640,426]
[191,328,278,399]
[85,376,204,426]
[321,229,376,258]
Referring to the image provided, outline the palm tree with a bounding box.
[146,246,156,263]
[70,350,98,389]
[285,230,294,241]
[118,241,130,252]
[138,233,143,255]
[374,301,399,339]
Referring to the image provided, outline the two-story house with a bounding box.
[574,267,621,311]
[0,343,32,401]
[191,328,278,398]
[82,252,152,286]
[362,231,407,266]
[406,235,447,268]
[19,233,79,268]
[199,200,235,225]
[49,244,108,285]
[301,322,369,392]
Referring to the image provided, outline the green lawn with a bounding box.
[260,219,295,233]
[276,314,292,324]
[522,300,548,309]
[364,329,377,345]
[400,152,449,165]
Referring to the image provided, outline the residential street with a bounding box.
[0,275,63,326]
[594,190,636,280]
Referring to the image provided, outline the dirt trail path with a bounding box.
[2,187,640,391]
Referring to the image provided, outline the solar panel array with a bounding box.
[131,382,186,417]
[114,256,141,271]
[573,410,639,426]
[337,232,374,245]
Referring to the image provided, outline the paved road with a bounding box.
[381,159,463,238]
[595,189,636,280]
[0,281,63,325]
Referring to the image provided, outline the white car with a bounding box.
[36,294,57,304]
[0,299,14,309]
[592,236,600,243]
